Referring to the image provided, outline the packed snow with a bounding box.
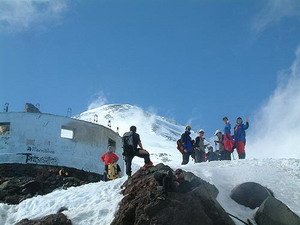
[0,104,299,225]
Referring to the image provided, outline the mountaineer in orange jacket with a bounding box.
[100,146,121,181]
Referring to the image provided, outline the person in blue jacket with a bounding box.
[222,117,234,160]
[181,125,194,165]
[234,117,249,159]
[223,117,231,135]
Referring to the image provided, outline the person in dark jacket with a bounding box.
[194,129,208,163]
[154,169,192,197]
[234,117,249,159]
[181,125,194,165]
[123,126,153,177]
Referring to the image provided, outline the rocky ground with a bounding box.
[111,163,234,225]
[0,163,102,205]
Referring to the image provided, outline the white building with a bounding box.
[0,112,123,174]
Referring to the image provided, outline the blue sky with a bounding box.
[1,0,300,136]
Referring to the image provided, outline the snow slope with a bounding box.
[0,104,299,225]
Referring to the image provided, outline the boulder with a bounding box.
[255,196,300,225]
[111,163,234,225]
[15,213,72,225]
[230,182,273,209]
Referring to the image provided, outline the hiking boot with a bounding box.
[142,161,154,169]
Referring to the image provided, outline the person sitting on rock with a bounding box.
[154,168,192,197]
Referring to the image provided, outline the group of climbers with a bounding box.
[178,116,249,164]
[100,116,249,180]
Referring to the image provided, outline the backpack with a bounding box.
[176,139,184,153]
[223,134,235,152]
[107,163,118,180]
[122,131,135,156]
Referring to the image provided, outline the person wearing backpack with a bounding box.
[100,145,121,181]
[181,125,194,165]
[194,129,208,163]
[214,130,228,160]
[222,117,234,160]
[234,117,249,159]
[122,126,153,177]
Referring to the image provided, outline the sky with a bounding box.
[1,0,300,137]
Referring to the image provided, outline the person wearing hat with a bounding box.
[214,130,228,160]
[234,117,249,159]
[194,129,209,163]
[180,125,194,165]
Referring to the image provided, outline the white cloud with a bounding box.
[248,47,300,159]
[88,91,108,110]
[252,0,300,33]
[0,0,68,33]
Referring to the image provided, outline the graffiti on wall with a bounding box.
[18,153,58,165]
[27,146,55,154]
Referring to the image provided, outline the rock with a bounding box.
[255,196,300,225]
[0,163,102,204]
[230,182,273,209]
[111,163,234,225]
[15,213,72,225]
[24,103,41,113]
[21,180,41,195]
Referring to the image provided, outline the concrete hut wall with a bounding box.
[0,112,123,174]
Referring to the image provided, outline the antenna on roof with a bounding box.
[3,103,9,112]
[94,114,98,123]
[67,108,72,117]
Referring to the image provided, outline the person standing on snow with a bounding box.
[181,125,194,165]
[123,126,153,177]
[222,117,234,160]
[214,130,226,160]
[194,129,208,163]
[234,117,249,159]
[100,146,121,181]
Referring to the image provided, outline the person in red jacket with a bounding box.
[100,146,121,181]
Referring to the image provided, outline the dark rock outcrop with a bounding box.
[255,196,300,225]
[111,163,234,225]
[0,163,102,204]
[230,182,273,209]
[24,103,41,113]
[15,213,72,225]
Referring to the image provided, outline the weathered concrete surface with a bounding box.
[255,196,300,225]
[0,163,102,204]
[0,112,123,174]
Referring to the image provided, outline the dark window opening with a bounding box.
[0,122,10,135]
[108,139,116,151]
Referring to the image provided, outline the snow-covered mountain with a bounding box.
[1,104,299,225]
[75,104,193,165]
[75,104,215,165]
